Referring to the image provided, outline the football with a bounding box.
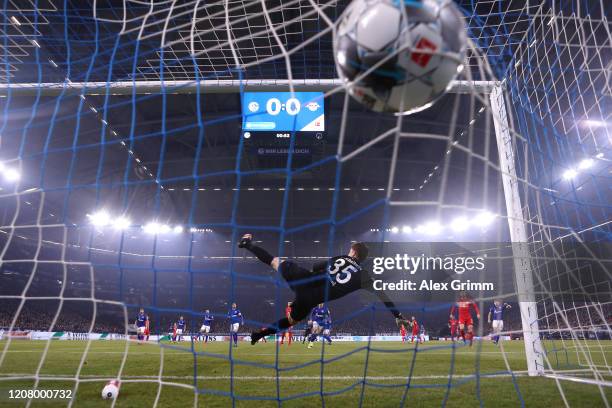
[101,380,120,400]
[334,0,467,114]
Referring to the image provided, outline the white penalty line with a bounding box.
[0,370,603,383]
[0,373,524,382]
[0,350,529,355]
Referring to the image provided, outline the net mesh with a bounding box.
[0,0,610,406]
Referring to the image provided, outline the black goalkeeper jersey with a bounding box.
[312,255,373,301]
[310,255,401,319]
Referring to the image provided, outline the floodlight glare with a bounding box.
[473,211,495,227]
[402,225,412,233]
[423,221,442,235]
[578,159,594,170]
[173,225,184,233]
[451,217,469,232]
[390,226,399,234]
[159,224,171,234]
[89,210,111,227]
[562,169,578,180]
[113,217,131,230]
[583,119,608,128]
[4,168,20,182]
[144,222,160,234]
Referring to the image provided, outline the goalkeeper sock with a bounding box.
[244,244,274,266]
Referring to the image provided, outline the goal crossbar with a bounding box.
[0,79,500,96]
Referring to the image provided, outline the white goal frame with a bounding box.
[0,79,498,96]
[0,78,546,377]
[489,84,544,376]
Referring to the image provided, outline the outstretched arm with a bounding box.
[367,283,405,326]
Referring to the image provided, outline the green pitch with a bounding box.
[0,339,610,407]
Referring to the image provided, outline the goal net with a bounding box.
[0,0,609,406]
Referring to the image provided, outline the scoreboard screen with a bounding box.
[241,92,325,132]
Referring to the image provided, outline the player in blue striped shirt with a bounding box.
[488,300,511,344]
[307,304,330,348]
[228,303,243,347]
[176,316,186,342]
[200,310,214,343]
[135,308,148,343]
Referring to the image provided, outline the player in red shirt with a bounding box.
[400,322,407,343]
[450,292,480,346]
[448,317,458,342]
[144,318,150,342]
[410,316,420,343]
[280,302,293,346]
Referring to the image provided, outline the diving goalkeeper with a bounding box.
[238,234,407,344]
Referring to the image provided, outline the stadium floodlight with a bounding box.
[113,217,131,230]
[450,217,469,232]
[402,225,412,233]
[390,226,399,234]
[473,211,496,227]
[173,225,184,233]
[89,210,111,227]
[143,222,160,234]
[159,224,171,234]
[423,221,442,235]
[595,152,604,159]
[3,168,20,182]
[578,158,594,170]
[562,168,578,180]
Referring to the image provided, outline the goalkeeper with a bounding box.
[238,234,407,344]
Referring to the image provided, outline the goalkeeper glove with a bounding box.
[238,234,253,248]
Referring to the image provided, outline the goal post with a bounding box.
[489,84,544,376]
